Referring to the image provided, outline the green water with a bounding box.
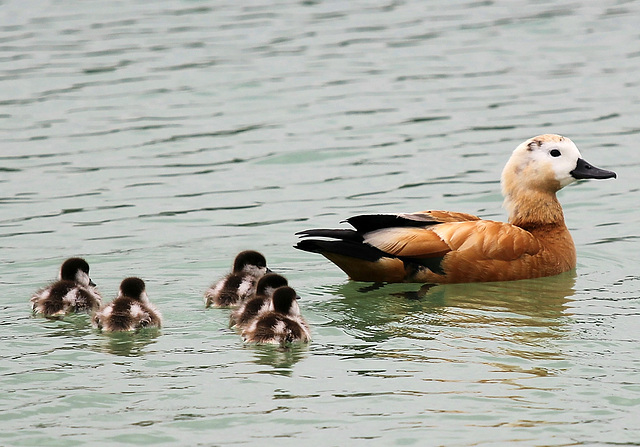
[1,0,639,445]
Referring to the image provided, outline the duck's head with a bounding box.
[233,250,270,277]
[271,286,301,316]
[502,134,616,196]
[256,273,289,297]
[118,277,148,302]
[59,257,95,287]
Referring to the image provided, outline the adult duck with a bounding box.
[295,134,616,283]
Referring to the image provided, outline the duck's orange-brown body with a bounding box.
[296,135,615,284]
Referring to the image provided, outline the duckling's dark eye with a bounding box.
[550,149,561,157]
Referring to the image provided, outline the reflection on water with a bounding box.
[318,271,576,365]
[423,270,575,323]
[94,329,160,357]
[36,314,96,339]
[244,341,309,375]
[32,313,160,357]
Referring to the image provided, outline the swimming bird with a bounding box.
[295,134,616,283]
[230,272,291,329]
[241,286,310,345]
[93,277,162,332]
[31,257,102,317]
[204,250,270,308]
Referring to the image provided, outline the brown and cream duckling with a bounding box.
[241,286,310,345]
[204,250,270,308]
[230,272,291,329]
[31,257,102,317]
[93,277,162,332]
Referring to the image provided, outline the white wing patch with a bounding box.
[204,279,225,304]
[62,289,78,307]
[130,303,145,319]
[237,277,255,300]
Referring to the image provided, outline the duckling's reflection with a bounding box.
[38,314,95,338]
[317,271,576,361]
[96,329,160,357]
[245,342,309,375]
[34,314,160,356]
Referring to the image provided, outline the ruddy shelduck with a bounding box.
[295,134,616,283]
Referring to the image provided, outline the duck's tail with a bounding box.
[295,229,407,282]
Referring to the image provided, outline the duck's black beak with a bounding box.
[570,158,617,180]
[89,279,96,287]
[266,268,273,274]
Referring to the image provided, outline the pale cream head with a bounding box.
[501,134,582,196]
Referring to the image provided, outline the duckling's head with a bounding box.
[59,257,95,287]
[232,250,269,277]
[271,286,301,317]
[502,134,616,194]
[118,277,148,302]
[256,273,289,297]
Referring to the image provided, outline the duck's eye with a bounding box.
[550,149,561,157]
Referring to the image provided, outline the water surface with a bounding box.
[1,0,639,445]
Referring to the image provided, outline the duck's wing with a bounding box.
[364,220,541,262]
[296,211,480,243]
[141,304,162,329]
[345,210,480,233]
[73,287,102,313]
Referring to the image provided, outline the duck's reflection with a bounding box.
[245,342,309,375]
[38,313,95,338]
[95,329,161,357]
[315,271,576,365]
[34,312,161,357]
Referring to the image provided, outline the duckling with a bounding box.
[230,272,291,329]
[31,257,102,317]
[93,277,162,332]
[204,250,270,308]
[296,134,616,283]
[241,286,310,345]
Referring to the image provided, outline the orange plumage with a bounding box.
[296,135,616,284]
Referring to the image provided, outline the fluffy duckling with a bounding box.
[93,277,162,332]
[230,272,291,329]
[31,257,102,317]
[242,286,310,345]
[296,134,616,283]
[204,250,270,308]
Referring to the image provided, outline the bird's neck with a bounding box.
[504,188,566,230]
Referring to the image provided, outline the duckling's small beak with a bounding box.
[265,268,273,273]
[295,294,301,300]
[570,158,617,180]
[89,279,96,287]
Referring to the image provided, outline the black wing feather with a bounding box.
[346,213,439,234]
[295,239,389,262]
